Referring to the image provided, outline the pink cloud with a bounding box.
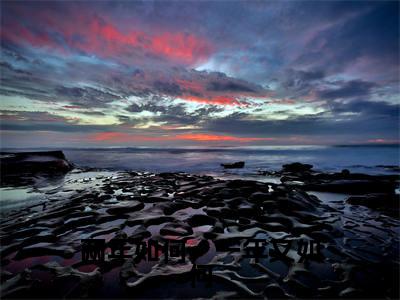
[2,8,213,66]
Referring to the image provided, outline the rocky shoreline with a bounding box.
[0,152,399,298]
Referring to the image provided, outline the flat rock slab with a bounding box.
[106,201,145,215]
[0,169,399,299]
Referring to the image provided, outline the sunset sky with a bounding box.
[1,0,399,147]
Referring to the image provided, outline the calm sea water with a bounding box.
[56,145,400,176]
[5,145,399,176]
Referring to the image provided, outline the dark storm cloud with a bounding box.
[0,61,32,76]
[1,48,30,63]
[329,99,399,118]
[278,68,326,98]
[205,99,399,139]
[206,81,257,93]
[294,2,399,76]
[152,81,182,96]
[206,112,398,138]
[0,111,113,132]
[295,70,325,82]
[318,80,377,100]
[126,102,175,114]
[0,122,111,132]
[54,86,123,107]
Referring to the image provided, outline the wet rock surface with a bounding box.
[261,162,400,215]
[1,168,399,299]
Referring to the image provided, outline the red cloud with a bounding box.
[182,95,242,106]
[89,132,275,143]
[174,79,244,105]
[2,8,212,66]
[151,32,212,65]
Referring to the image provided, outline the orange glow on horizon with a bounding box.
[176,133,274,142]
[367,138,400,144]
[89,132,276,143]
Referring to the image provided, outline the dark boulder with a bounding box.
[220,161,245,169]
[282,162,313,173]
[341,169,351,176]
[1,151,73,176]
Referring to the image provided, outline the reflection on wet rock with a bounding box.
[0,169,399,298]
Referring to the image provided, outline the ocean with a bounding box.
[62,144,399,174]
[7,144,398,177]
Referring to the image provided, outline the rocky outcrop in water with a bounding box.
[221,161,245,169]
[259,162,399,215]
[0,151,73,186]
